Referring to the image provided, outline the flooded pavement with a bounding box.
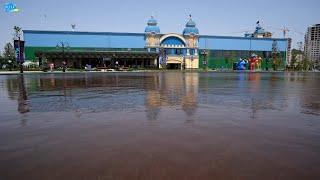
[0,72,319,180]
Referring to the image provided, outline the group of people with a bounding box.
[49,61,67,72]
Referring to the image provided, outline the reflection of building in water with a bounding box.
[17,75,29,113]
[291,73,320,115]
[5,75,29,113]
[5,74,75,113]
[145,90,161,121]
[145,73,199,120]
[5,73,319,118]
[197,73,291,119]
[5,73,199,116]
[248,73,289,118]
[182,74,199,117]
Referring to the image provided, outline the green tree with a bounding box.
[290,49,311,71]
[0,51,3,68]
[302,57,311,71]
[290,49,302,70]
[230,51,237,69]
[225,58,230,69]
[3,42,15,59]
[1,42,16,69]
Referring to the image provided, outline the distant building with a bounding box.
[23,16,290,70]
[304,24,320,69]
[244,22,273,38]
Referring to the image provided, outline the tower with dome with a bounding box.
[183,15,199,56]
[145,16,161,52]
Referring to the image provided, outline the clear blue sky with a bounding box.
[0,0,319,53]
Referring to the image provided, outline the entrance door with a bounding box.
[167,63,181,69]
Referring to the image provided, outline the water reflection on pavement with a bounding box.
[0,72,319,180]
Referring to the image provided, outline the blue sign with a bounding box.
[14,40,20,61]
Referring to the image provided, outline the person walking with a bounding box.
[62,61,67,72]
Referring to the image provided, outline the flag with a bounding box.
[13,40,25,63]
[14,40,20,62]
[19,41,25,63]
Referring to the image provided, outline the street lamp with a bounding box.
[56,42,70,72]
[159,47,167,69]
[201,50,208,70]
[13,26,23,73]
[183,55,186,70]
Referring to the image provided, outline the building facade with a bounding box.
[304,24,320,69]
[23,16,290,70]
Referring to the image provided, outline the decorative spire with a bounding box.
[183,15,199,35]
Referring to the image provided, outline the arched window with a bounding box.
[160,36,186,47]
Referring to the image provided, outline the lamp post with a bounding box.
[8,58,12,71]
[18,36,23,73]
[13,26,23,73]
[201,50,208,70]
[159,47,166,69]
[56,42,70,72]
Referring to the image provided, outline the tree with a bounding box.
[0,51,3,66]
[290,49,311,71]
[3,42,15,59]
[302,57,311,71]
[1,42,16,69]
[290,49,303,70]
[272,40,279,71]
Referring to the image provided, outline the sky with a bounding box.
[0,0,319,53]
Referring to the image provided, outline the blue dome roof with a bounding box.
[147,17,158,26]
[183,27,199,35]
[145,16,160,34]
[183,16,199,35]
[145,26,160,34]
[186,19,196,27]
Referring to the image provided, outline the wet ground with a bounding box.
[0,72,319,180]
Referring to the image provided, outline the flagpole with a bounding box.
[19,36,23,73]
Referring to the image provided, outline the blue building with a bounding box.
[23,16,290,70]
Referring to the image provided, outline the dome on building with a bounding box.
[186,19,196,27]
[183,15,199,35]
[147,16,157,26]
[145,16,160,34]
[145,26,160,34]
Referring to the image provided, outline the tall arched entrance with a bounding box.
[160,34,187,69]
